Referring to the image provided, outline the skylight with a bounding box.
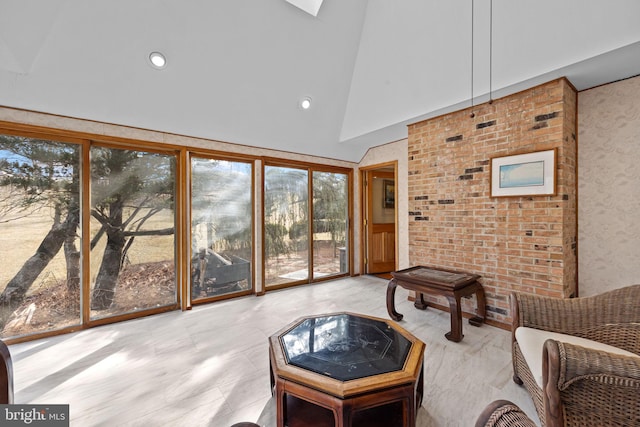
[285,0,324,17]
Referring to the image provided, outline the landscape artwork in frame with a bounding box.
[383,179,395,208]
[490,149,557,197]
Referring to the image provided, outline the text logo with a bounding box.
[0,405,69,426]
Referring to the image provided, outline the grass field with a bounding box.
[1,205,176,295]
[0,205,67,295]
[1,203,178,338]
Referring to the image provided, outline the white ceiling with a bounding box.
[1,0,639,162]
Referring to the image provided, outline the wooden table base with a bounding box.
[275,371,422,427]
[281,394,406,427]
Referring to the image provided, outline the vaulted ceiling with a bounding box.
[1,0,639,162]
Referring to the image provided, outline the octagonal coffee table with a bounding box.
[269,312,425,427]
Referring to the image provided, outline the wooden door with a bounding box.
[365,170,396,273]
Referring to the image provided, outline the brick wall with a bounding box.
[407,78,577,326]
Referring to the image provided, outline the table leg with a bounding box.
[468,284,486,327]
[269,359,275,396]
[336,405,352,427]
[406,396,417,427]
[413,292,427,310]
[444,294,463,342]
[416,362,424,408]
[386,278,404,321]
[275,379,287,427]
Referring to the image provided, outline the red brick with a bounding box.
[408,78,577,328]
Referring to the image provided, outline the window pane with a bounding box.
[90,147,177,319]
[264,166,309,287]
[190,158,252,301]
[313,171,348,278]
[0,135,81,339]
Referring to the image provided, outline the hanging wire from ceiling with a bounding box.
[489,0,494,104]
[470,0,475,118]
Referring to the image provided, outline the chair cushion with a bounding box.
[515,327,640,388]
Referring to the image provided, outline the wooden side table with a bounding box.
[269,312,425,427]
[387,266,486,342]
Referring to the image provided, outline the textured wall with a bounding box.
[578,76,640,296]
[358,139,410,271]
[408,79,577,325]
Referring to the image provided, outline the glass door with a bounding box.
[89,146,178,320]
[0,134,82,338]
[190,156,253,302]
[312,171,348,279]
[264,164,350,289]
[264,166,309,288]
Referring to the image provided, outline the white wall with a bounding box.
[578,75,640,296]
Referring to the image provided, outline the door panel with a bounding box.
[365,170,396,274]
[370,223,395,273]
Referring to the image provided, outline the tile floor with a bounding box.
[9,275,539,426]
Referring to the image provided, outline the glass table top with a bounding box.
[279,313,412,381]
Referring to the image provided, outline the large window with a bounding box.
[0,124,352,343]
[0,134,82,338]
[190,156,252,302]
[264,164,350,289]
[89,146,178,320]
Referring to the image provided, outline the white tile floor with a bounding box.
[9,276,539,426]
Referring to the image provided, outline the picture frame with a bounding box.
[490,148,557,197]
[383,179,395,208]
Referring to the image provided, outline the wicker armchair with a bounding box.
[475,400,537,427]
[511,285,640,427]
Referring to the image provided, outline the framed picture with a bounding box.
[383,179,395,208]
[490,148,557,197]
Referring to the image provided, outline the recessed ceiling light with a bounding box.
[149,52,167,69]
[300,97,312,110]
